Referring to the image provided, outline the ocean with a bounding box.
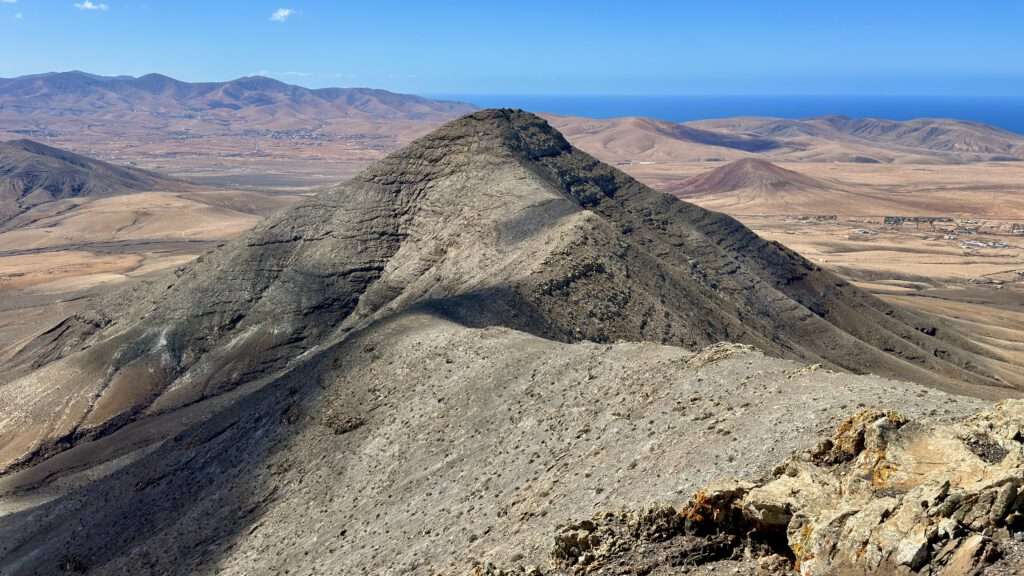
[436,95,1024,134]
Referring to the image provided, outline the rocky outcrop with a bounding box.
[472,401,1024,575]
[774,401,1024,575]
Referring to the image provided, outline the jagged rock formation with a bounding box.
[473,401,1024,575]
[0,139,175,222]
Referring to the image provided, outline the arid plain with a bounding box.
[587,157,1024,354]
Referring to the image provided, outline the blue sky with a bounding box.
[1,1,1023,96]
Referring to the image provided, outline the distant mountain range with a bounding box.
[689,115,1024,162]
[6,72,1020,164]
[0,71,477,125]
[0,71,480,185]
[3,71,1022,194]
[546,115,780,164]
[549,113,1024,164]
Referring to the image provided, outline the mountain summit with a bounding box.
[680,158,823,194]
[0,109,1018,575]
[0,108,1014,474]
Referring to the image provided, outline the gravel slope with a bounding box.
[0,313,987,575]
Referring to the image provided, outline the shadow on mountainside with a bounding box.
[0,298,1000,575]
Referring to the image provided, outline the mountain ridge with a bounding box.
[0,109,1017,478]
[549,112,1024,165]
[0,70,477,121]
[688,115,1024,161]
[0,109,1020,576]
[0,138,180,223]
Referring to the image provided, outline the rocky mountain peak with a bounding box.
[0,109,1014,481]
[395,108,573,160]
[1,109,1022,576]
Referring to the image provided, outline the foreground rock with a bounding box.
[472,401,1024,575]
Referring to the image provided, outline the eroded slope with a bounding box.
[0,139,176,223]
[0,313,988,575]
[0,110,1017,478]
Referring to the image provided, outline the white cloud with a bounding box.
[1,0,17,4]
[74,1,109,10]
[269,8,293,22]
